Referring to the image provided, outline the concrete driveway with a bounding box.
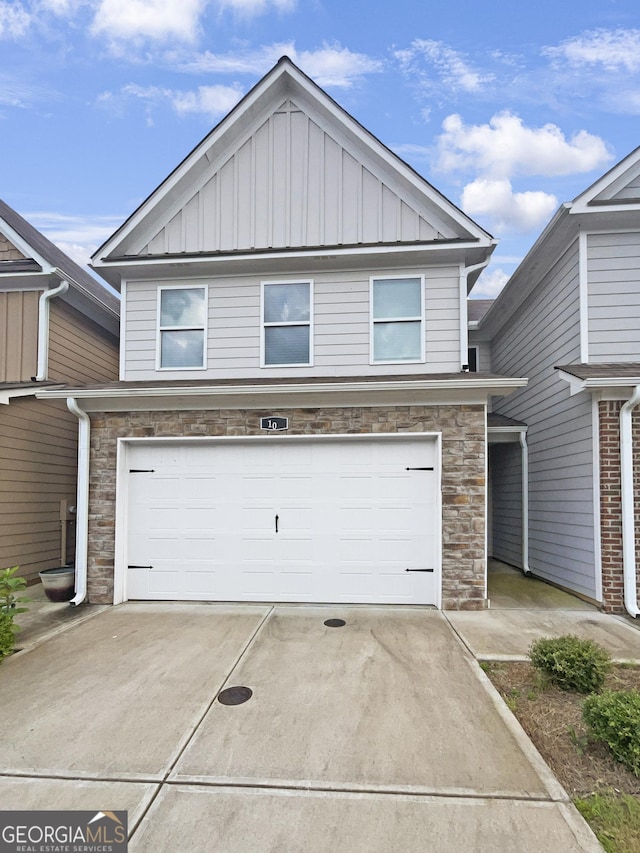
[0,603,601,852]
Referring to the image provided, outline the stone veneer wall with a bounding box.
[87,404,486,610]
[599,401,640,613]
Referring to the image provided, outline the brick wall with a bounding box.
[599,400,640,613]
[87,404,487,610]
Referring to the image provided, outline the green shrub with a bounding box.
[583,690,640,776]
[0,566,29,630]
[0,611,15,660]
[528,634,611,693]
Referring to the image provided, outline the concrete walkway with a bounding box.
[0,602,602,852]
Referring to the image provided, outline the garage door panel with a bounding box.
[126,437,439,605]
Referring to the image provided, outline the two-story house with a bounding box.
[43,57,525,610]
[475,146,640,617]
[0,200,120,582]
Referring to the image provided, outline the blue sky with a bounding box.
[1,0,639,298]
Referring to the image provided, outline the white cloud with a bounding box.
[395,39,494,94]
[36,0,85,14]
[0,1,31,39]
[108,81,244,120]
[24,212,124,266]
[216,0,295,15]
[544,28,640,73]
[182,42,383,88]
[436,112,612,179]
[470,267,510,299]
[172,83,244,117]
[461,178,558,233]
[91,0,207,43]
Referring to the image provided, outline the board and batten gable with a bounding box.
[490,240,599,599]
[587,231,640,362]
[137,97,451,257]
[122,265,462,381]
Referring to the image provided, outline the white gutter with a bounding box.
[620,385,640,618]
[461,257,492,367]
[519,432,531,574]
[67,397,90,607]
[36,275,69,380]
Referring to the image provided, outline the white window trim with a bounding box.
[369,274,425,365]
[260,279,314,368]
[156,283,208,371]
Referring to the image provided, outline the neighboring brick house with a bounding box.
[42,57,525,610]
[0,200,120,582]
[473,147,640,616]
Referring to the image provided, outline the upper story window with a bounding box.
[157,285,207,370]
[262,281,313,366]
[370,276,424,363]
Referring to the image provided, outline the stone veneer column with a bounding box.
[87,404,486,610]
[599,400,640,613]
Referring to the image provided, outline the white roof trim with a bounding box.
[94,58,492,263]
[558,369,640,395]
[38,376,527,402]
[0,218,55,273]
[571,146,640,214]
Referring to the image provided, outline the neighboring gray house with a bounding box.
[474,147,640,616]
[42,57,525,611]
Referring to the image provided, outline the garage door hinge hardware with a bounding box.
[130,469,155,473]
[405,467,434,471]
[405,568,434,572]
[128,565,153,569]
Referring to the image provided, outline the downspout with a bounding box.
[620,385,640,618]
[460,257,492,368]
[36,275,69,380]
[519,431,531,574]
[67,397,90,607]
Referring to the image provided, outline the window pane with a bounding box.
[265,326,310,365]
[373,321,421,361]
[264,283,310,323]
[161,330,205,368]
[373,278,421,319]
[160,288,206,327]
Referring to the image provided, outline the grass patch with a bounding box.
[574,791,640,853]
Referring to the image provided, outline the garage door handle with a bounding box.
[128,565,153,569]
[275,514,279,533]
[405,467,434,471]
[405,568,434,572]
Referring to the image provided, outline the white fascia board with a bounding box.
[0,220,55,273]
[487,425,527,444]
[558,369,640,395]
[570,146,640,213]
[94,239,491,273]
[37,376,527,412]
[0,384,65,404]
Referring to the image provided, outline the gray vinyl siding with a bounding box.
[123,266,461,380]
[138,98,447,256]
[468,333,491,372]
[490,443,522,567]
[491,241,598,600]
[587,231,640,362]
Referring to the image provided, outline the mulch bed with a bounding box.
[484,661,640,797]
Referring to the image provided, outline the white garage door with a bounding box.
[125,436,439,605]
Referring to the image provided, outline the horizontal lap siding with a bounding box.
[588,232,640,361]
[491,241,598,599]
[49,301,119,383]
[124,267,460,380]
[490,443,522,567]
[0,397,77,581]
